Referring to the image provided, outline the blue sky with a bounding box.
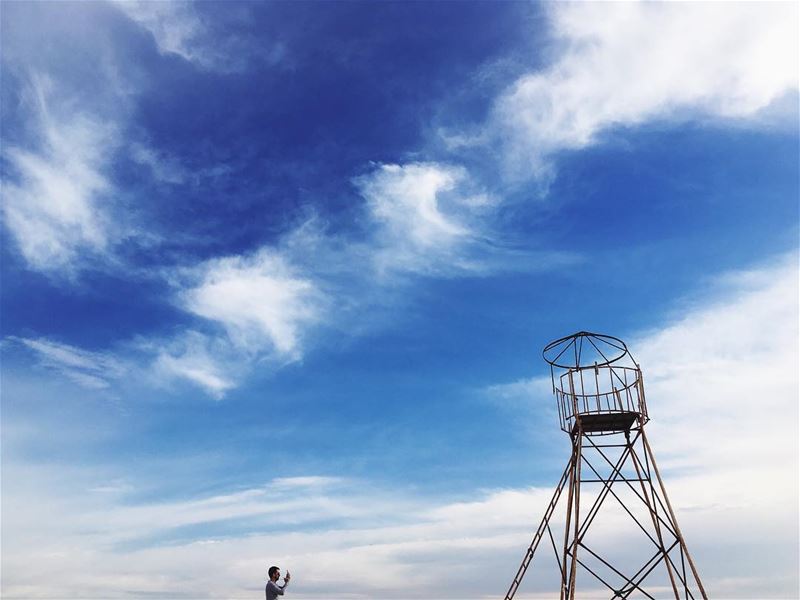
[1,2,798,598]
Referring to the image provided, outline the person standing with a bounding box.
[265,566,291,599]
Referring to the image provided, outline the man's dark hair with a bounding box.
[269,566,279,578]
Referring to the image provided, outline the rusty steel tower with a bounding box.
[504,332,707,600]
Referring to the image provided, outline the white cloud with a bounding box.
[114,1,286,72]
[114,1,209,66]
[129,142,188,185]
[179,249,325,360]
[355,162,498,276]
[270,476,344,490]
[632,256,799,482]
[11,330,234,400]
[1,76,116,273]
[12,336,125,390]
[5,237,327,400]
[152,331,236,399]
[491,2,799,178]
[0,7,194,276]
[362,163,469,245]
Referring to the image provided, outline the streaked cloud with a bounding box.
[1,76,116,273]
[0,7,167,277]
[152,331,236,399]
[628,257,798,597]
[129,142,189,185]
[11,336,125,390]
[270,476,345,489]
[490,2,799,179]
[483,376,551,411]
[0,454,553,599]
[114,1,212,66]
[114,0,286,72]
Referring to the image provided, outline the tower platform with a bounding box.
[573,410,640,434]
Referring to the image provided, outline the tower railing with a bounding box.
[553,364,649,434]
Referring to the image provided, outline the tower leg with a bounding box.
[503,456,573,600]
[560,433,578,600]
[566,430,583,599]
[641,428,708,600]
[627,430,681,599]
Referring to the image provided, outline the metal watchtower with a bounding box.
[503,332,707,599]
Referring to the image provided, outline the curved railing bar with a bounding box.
[555,368,641,396]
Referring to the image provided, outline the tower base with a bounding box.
[504,426,707,600]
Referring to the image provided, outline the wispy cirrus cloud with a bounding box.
[113,0,286,72]
[113,1,206,65]
[11,336,126,390]
[486,2,798,179]
[483,376,550,411]
[0,2,269,280]
[7,330,235,400]
[356,162,498,277]
[0,452,554,599]
[151,331,237,399]
[0,4,176,277]
[128,142,190,185]
[1,77,117,273]
[282,161,540,286]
